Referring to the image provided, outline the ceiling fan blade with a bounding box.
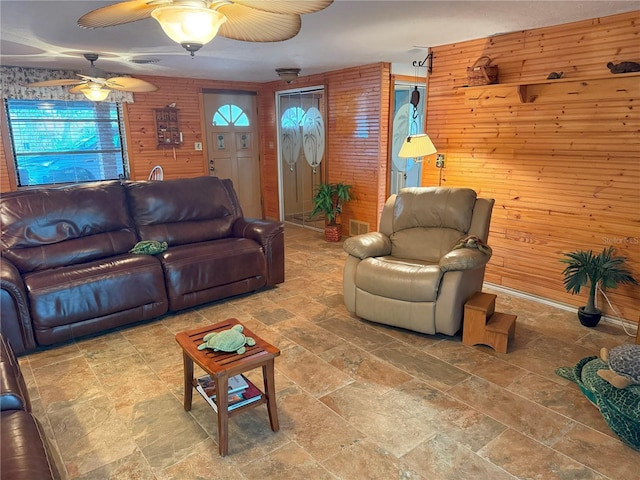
[105,77,158,92]
[78,0,169,28]
[231,0,334,15]
[28,79,83,87]
[217,4,301,42]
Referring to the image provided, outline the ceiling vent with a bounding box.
[130,57,161,65]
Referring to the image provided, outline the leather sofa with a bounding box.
[1,333,62,479]
[343,187,494,336]
[0,176,284,355]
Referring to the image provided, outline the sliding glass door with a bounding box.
[277,87,326,229]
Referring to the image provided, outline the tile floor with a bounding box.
[18,225,639,479]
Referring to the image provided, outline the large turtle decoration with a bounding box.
[555,347,640,450]
[598,344,640,389]
[197,324,255,355]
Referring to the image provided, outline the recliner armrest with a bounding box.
[439,248,491,272]
[343,232,392,259]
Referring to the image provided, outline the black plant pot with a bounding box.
[577,307,602,327]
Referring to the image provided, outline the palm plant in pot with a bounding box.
[309,182,353,242]
[560,246,638,327]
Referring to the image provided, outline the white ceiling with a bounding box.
[1,1,639,83]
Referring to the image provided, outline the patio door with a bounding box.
[277,87,327,228]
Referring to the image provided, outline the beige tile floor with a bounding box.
[18,225,639,479]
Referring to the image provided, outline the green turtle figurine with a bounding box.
[197,324,256,354]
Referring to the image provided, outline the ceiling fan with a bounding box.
[77,0,334,56]
[27,53,158,101]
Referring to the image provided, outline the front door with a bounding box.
[203,91,262,218]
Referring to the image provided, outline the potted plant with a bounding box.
[560,246,638,327]
[309,182,353,241]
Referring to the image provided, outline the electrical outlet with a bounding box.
[194,142,203,151]
[436,154,445,168]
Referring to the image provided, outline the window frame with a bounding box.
[3,98,129,189]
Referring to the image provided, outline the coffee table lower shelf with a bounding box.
[192,378,267,416]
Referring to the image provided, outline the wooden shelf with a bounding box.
[463,72,640,106]
[153,107,181,148]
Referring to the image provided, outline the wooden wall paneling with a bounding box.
[325,63,390,234]
[0,107,16,192]
[256,85,279,220]
[425,11,640,322]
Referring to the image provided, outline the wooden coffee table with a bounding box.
[175,318,280,456]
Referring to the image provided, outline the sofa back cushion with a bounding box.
[390,187,477,262]
[0,181,137,273]
[125,176,242,245]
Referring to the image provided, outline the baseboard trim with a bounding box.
[483,282,638,332]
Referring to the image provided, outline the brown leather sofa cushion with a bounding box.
[125,176,241,245]
[1,410,61,480]
[24,254,168,343]
[161,238,266,310]
[1,181,137,273]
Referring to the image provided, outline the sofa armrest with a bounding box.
[233,218,285,286]
[0,334,31,411]
[343,232,392,259]
[1,258,36,355]
[439,248,491,272]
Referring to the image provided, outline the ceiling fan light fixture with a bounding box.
[151,4,227,56]
[276,68,301,84]
[81,83,110,102]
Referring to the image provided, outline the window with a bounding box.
[212,104,249,126]
[5,99,128,187]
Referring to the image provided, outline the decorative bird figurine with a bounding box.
[166,102,176,108]
[547,72,564,80]
[607,61,640,74]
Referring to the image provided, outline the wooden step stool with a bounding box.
[462,292,517,353]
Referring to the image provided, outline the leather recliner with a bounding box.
[343,187,495,336]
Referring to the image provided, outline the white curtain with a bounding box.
[0,66,134,103]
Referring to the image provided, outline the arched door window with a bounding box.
[212,104,250,126]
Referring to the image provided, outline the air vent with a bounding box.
[130,57,160,65]
[349,219,370,236]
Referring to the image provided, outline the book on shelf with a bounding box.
[195,375,262,413]
[196,373,248,398]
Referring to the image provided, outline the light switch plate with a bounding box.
[194,142,203,151]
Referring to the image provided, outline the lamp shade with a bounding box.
[151,5,227,53]
[81,84,110,102]
[398,133,437,159]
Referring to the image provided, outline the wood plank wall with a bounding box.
[425,11,640,322]
[0,128,10,191]
[121,75,263,181]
